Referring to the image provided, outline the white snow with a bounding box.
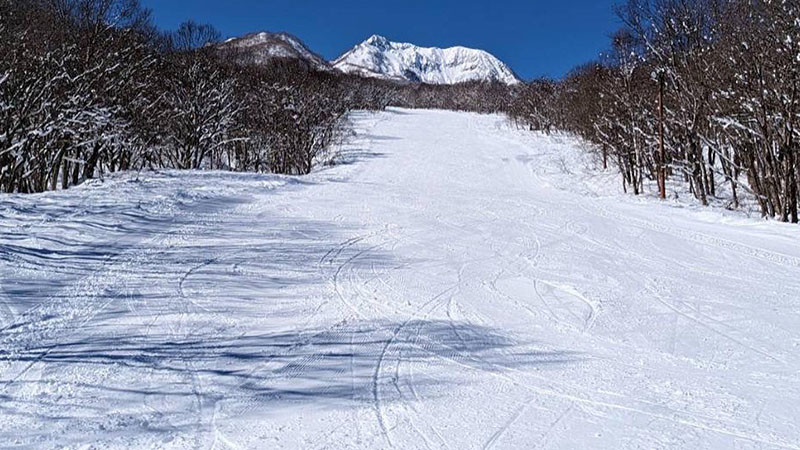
[333,35,521,85]
[2,109,800,449]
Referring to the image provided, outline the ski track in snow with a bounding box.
[1,109,800,449]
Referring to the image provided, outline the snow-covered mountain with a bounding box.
[333,35,520,85]
[218,32,333,71]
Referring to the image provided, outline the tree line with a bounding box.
[508,0,800,223]
[22,0,792,220]
[0,0,378,193]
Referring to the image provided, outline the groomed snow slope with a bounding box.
[2,109,800,449]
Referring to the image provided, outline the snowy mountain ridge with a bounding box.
[333,35,521,85]
[217,32,521,85]
[218,31,333,71]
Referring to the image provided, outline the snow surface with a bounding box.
[2,109,800,449]
[333,35,521,85]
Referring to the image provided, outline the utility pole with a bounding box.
[658,70,667,200]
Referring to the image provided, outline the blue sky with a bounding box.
[140,0,621,80]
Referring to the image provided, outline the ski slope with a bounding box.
[2,109,800,449]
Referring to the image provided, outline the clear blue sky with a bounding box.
[140,0,621,80]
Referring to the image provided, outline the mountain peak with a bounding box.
[333,36,520,85]
[365,34,390,47]
[219,31,333,71]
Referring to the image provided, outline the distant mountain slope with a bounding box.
[333,35,520,85]
[218,32,333,71]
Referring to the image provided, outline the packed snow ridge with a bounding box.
[333,34,521,85]
[219,31,333,71]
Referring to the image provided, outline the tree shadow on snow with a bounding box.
[0,172,322,322]
[0,319,580,443]
[329,146,390,167]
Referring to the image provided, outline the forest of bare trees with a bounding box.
[0,0,382,193]
[509,0,800,223]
